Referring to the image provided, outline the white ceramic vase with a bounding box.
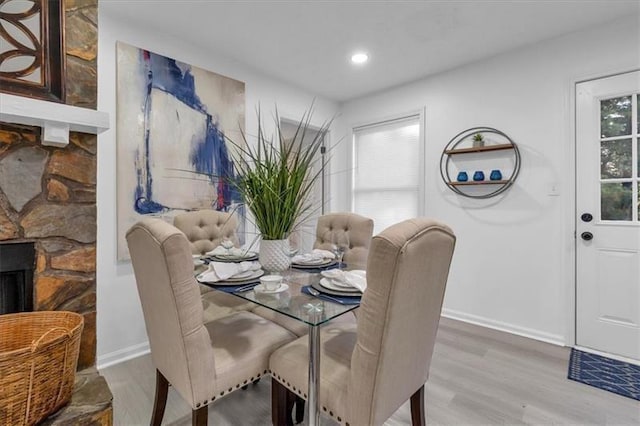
[258,239,290,273]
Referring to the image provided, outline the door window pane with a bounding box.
[601,182,632,221]
[600,139,632,179]
[600,96,632,138]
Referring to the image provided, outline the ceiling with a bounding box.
[102,1,639,103]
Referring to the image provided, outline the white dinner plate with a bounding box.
[198,269,264,285]
[253,283,289,294]
[210,251,258,262]
[292,259,335,268]
[224,269,261,281]
[319,278,361,293]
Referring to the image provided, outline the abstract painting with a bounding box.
[116,42,245,259]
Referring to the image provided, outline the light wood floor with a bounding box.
[101,318,640,425]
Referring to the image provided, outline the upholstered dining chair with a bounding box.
[173,209,255,322]
[313,212,374,267]
[173,209,240,256]
[269,217,456,425]
[126,218,296,426]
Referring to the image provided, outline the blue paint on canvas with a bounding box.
[133,48,240,214]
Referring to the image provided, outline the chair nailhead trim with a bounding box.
[212,396,216,401]
[323,407,327,412]
[337,417,341,421]
[329,411,333,416]
[196,403,201,408]
[220,391,224,396]
[236,384,239,388]
[228,387,232,392]
[243,380,247,384]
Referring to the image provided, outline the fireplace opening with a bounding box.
[0,242,35,314]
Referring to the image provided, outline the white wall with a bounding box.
[96,8,339,367]
[339,17,639,345]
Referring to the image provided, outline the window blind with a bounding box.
[352,115,422,233]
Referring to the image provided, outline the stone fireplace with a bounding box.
[1,0,112,423]
[0,0,98,370]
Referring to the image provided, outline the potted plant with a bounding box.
[472,133,485,148]
[225,107,332,272]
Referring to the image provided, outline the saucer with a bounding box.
[253,283,289,294]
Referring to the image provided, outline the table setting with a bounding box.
[301,269,366,305]
[196,260,264,293]
[290,249,345,272]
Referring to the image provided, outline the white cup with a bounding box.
[260,275,282,291]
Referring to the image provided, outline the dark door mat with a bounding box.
[568,348,640,401]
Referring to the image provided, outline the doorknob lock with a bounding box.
[581,213,593,222]
[581,232,593,241]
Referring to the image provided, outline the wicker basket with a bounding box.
[0,311,84,426]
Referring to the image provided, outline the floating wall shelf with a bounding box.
[440,127,521,199]
[0,93,110,147]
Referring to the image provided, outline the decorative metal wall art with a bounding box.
[0,0,65,102]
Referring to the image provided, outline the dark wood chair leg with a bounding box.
[192,406,208,426]
[410,385,426,426]
[272,377,294,426]
[293,396,305,424]
[151,369,169,426]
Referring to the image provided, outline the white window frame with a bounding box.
[348,109,426,224]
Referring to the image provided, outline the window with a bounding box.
[351,114,423,233]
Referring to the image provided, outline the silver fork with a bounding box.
[307,286,345,304]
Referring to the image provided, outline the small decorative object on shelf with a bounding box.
[472,133,485,148]
[439,126,521,199]
[473,171,485,181]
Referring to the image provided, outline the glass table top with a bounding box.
[199,268,361,327]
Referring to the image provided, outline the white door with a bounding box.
[280,121,329,253]
[576,70,640,361]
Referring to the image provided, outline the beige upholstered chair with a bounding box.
[126,218,296,425]
[314,212,374,267]
[270,218,456,425]
[174,209,254,322]
[174,209,240,256]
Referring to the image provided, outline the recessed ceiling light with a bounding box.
[351,53,369,64]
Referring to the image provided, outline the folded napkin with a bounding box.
[292,249,336,264]
[197,261,261,283]
[320,269,367,292]
[206,245,248,257]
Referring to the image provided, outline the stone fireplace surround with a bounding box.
[0,1,112,423]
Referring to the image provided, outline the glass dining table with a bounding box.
[201,266,361,426]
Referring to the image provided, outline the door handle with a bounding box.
[581,232,593,241]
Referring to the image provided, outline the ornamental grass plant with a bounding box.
[225,107,332,240]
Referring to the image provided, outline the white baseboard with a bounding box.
[573,345,640,366]
[97,341,150,370]
[442,308,566,347]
